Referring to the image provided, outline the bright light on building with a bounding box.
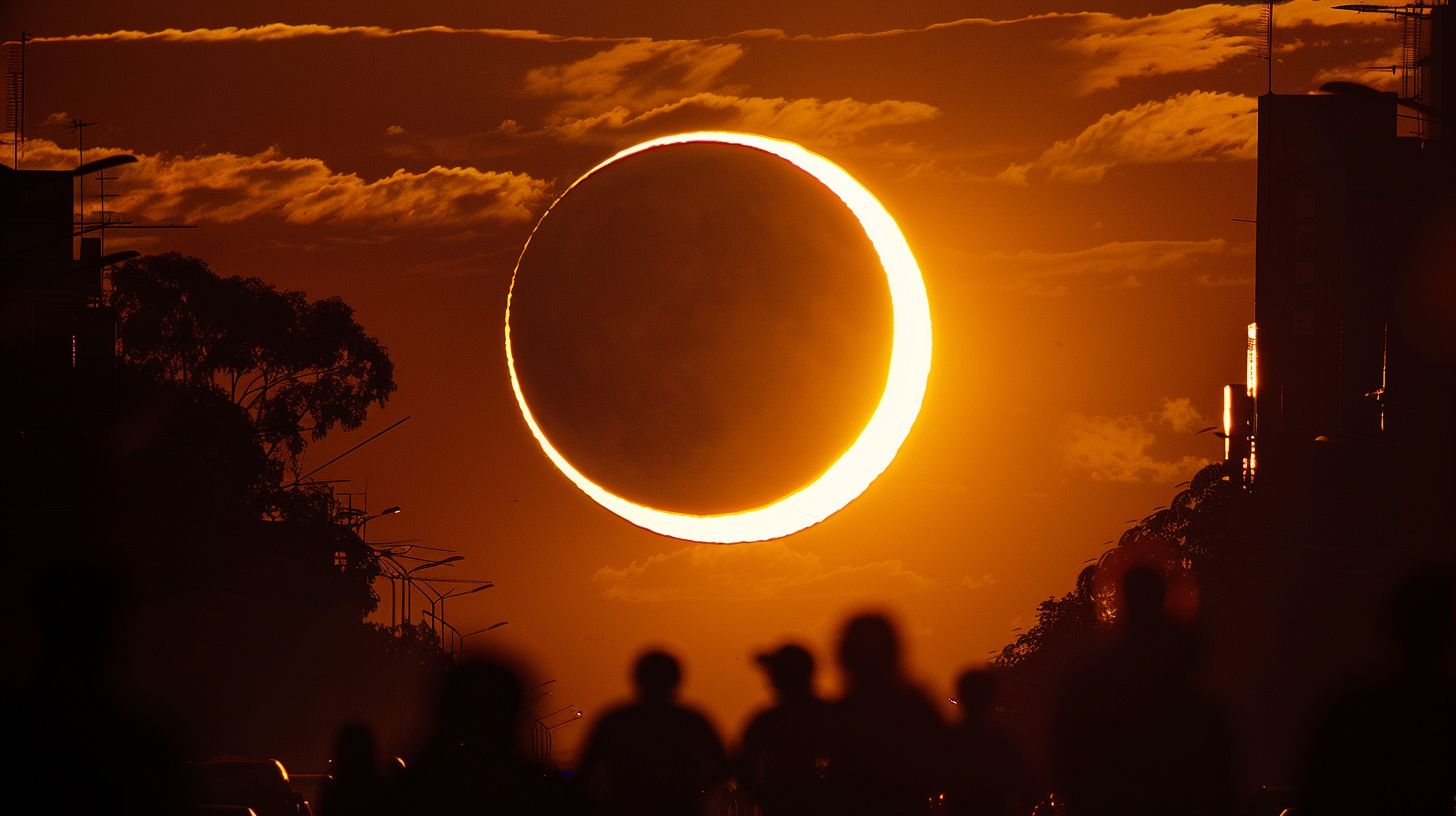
[1246,322,1258,398]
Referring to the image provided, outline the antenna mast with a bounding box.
[1259,1,1275,94]
[3,33,23,167]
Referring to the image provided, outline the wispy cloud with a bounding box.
[22,22,629,45]
[1066,4,1261,93]
[592,541,934,603]
[545,92,940,146]
[24,138,551,231]
[525,40,746,113]
[970,238,1238,296]
[1311,47,1402,91]
[1065,397,1213,483]
[1024,91,1258,183]
[525,40,939,146]
[23,3,1391,99]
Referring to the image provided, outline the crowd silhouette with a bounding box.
[4,561,1454,815]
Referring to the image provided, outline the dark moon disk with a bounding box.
[508,141,893,516]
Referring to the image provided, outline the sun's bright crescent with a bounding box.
[505,131,932,543]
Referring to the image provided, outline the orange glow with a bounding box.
[505,131,932,543]
[1222,384,1234,461]
[1246,322,1258,398]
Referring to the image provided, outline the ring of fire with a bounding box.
[504,131,932,543]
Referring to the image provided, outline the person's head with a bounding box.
[755,643,815,700]
[435,659,525,747]
[633,650,682,704]
[332,722,377,776]
[1119,564,1168,635]
[838,613,900,690]
[954,669,999,720]
[1387,566,1455,671]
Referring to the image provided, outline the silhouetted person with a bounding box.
[1300,566,1456,816]
[2,562,187,816]
[400,658,561,816]
[1049,565,1235,816]
[319,722,395,816]
[577,650,727,816]
[823,613,946,816]
[946,669,1029,816]
[737,643,834,815]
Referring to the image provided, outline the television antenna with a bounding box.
[3,33,24,167]
[1257,1,1275,94]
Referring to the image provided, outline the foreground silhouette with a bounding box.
[319,722,395,816]
[824,613,946,816]
[1049,565,1236,816]
[946,669,1030,816]
[3,563,187,816]
[1300,566,1456,816]
[399,658,563,815]
[577,650,727,816]
[737,642,834,815]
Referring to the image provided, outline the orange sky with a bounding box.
[1,0,1407,764]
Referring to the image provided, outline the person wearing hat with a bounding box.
[736,643,834,815]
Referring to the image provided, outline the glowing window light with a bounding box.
[1223,385,1235,462]
[505,132,933,543]
[1246,322,1258,398]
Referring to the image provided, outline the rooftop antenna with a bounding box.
[1258,1,1275,94]
[1333,2,1442,138]
[3,33,23,167]
[68,117,98,226]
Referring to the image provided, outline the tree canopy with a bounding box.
[111,252,396,470]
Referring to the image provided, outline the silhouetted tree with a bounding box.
[996,462,1247,673]
[111,252,395,470]
[6,250,438,769]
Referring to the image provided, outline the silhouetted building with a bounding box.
[1195,3,1456,791]
[1224,2,1455,543]
[1,154,136,395]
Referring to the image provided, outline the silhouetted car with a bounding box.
[186,759,310,816]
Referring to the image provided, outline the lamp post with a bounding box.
[352,505,402,623]
[401,555,462,624]
[419,582,493,650]
[355,505,401,542]
[460,620,509,648]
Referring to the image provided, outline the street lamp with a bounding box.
[462,621,509,640]
[422,583,494,649]
[355,505,402,541]
[401,555,462,623]
[547,710,583,730]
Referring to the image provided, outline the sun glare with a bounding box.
[505,132,932,543]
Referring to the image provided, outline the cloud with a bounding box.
[545,92,940,146]
[592,541,934,603]
[1158,396,1209,434]
[1066,4,1260,93]
[23,138,551,231]
[970,238,1236,295]
[960,573,998,591]
[22,22,628,45]
[1065,398,1213,483]
[523,40,938,146]
[525,40,746,113]
[1310,48,1402,91]
[1024,91,1257,183]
